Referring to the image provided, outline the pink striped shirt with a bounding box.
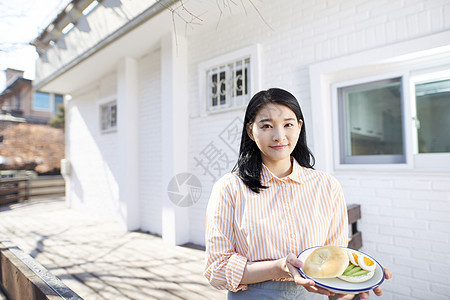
[204,158,348,292]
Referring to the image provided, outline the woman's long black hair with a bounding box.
[232,88,315,193]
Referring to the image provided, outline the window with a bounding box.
[207,58,250,111]
[336,74,450,166]
[34,92,51,110]
[310,32,450,171]
[338,78,405,164]
[33,92,64,113]
[54,94,64,114]
[100,101,117,132]
[199,45,261,113]
[414,79,450,153]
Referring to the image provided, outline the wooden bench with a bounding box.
[347,204,362,251]
[0,176,65,206]
[329,204,362,300]
[0,237,82,300]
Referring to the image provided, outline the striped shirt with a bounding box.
[204,158,348,292]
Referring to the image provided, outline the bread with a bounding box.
[303,246,349,278]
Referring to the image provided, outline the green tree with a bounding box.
[48,104,65,130]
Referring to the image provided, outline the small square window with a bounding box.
[100,101,117,132]
[338,78,405,164]
[206,58,250,111]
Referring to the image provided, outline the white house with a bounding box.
[32,0,450,299]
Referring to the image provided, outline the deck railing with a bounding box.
[0,176,65,205]
[0,237,82,300]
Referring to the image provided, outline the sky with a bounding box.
[0,0,71,91]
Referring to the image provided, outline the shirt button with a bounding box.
[291,234,296,239]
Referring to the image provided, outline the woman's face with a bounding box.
[247,103,302,167]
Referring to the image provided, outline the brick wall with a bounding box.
[184,0,450,299]
[62,0,449,298]
[336,173,450,299]
[67,73,120,221]
[138,50,163,235]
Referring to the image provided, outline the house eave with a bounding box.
[34,0,180,94]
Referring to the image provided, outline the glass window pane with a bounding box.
[34,92,50,110]
[54,94,64,113]
[211,73,218,107]
[415,79,450,153]
[100,101,117,132]
[339,78,405,163]
[219,71,226,105]
[110,103,117,128]
[101,105,109,130]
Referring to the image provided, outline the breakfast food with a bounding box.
[337,249,376,283]
[303,245,349,278]
[303,246,376,283]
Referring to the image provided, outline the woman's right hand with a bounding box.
[282,253,335,296]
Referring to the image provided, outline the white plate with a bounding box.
[297,247,385,295]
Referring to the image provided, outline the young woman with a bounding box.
[204,88,391,299]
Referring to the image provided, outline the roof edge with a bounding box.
[34,0,180,91]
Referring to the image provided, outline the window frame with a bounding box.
[309,31,450,172]
[333,74,410,166]
[198,45,261,115]
[97,95,117,134]
[33,92,52,111]
[207,58,250,111]
[409,68,450,170]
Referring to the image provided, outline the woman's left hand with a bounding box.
[337,267,393,299]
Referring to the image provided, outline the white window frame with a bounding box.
[198,45,261,115]
[409,67,450,170]
[97,95,117,134]
[332,74,409,165]
[310,31,450,173]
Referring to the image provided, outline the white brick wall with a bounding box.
[138,50,163,235]
[336,173,450,299]
[62,0,449,297]
[183,0,450,298]
[68,72,120,221]
[188,112,243,244]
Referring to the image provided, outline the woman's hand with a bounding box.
[282,253,335,296]
[337,267,393,299]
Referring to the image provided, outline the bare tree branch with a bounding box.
[246,0,272,30]
[158,0,272,33]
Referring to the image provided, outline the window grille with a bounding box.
[100,101,117,132]
[206,58,250,111]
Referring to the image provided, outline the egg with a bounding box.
[346,250,359,266]
[357,253,376,272]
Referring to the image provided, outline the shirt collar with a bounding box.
[261,157,304,185]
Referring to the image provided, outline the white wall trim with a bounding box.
[161,32,190,246]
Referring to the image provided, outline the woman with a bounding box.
[204,88,391,299]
